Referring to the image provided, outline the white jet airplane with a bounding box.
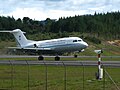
[0,29,88,60]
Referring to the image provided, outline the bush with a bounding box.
[85,36,101,44]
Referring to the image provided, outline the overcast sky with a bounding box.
[0,0,120,20]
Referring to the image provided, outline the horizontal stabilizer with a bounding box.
[0,31,13,33]
[7,47,22,49]
[0,30,26,33]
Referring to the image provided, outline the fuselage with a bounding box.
[24,37,88,53]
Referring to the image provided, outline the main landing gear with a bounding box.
[73,51,79,58]
[55,55,60,61]
[38,55,44,60]
[74,54,78,58]
[38,55,60,61]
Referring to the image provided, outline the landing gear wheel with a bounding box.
[38,55,44,60]
[74,55,78,58]
[55,56,60,61]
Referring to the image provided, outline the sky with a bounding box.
[0,0,120,20]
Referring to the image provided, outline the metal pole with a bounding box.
[98,54,101,70]
[43,61,47,90]
[80,61,85,90]
[94,50,103,80]
[101,62,105,90]
[62,61,66,90]
[9,60,13,90]
[103,66,105,90]
[98,54,101,80]
[26,61,29,90]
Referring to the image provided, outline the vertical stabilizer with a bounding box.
[0,29,35,47]
[10,29,28,47]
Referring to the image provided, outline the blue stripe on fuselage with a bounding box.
[39,43,84,52]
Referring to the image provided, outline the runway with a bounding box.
[0,55,120,67]
[0,55,120,58]
[0,60,120,67]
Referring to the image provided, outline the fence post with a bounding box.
[62,61,66,90]
[26,60,29,90]
[80,61,85,90]
[103,66,105,90]
[43,61,47,90]
[9,60,13,90]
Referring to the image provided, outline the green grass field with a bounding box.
[0,57,120,90]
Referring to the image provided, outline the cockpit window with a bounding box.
[73,40,77,42]
[73,39,82,42]
[78,40,82,42]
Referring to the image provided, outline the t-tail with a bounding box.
[0,29,34,47]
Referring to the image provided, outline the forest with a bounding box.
[0,11,120,43]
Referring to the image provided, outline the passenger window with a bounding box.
[73,40,77,42]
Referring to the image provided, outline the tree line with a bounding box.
[51,11,120,39]
[0,11,120,42]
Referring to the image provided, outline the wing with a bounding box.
[7,47,52,50]
[7,47,56,54]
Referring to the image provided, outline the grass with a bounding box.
[0,57,120,90]
[80,42,120,56]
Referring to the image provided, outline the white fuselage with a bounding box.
[24,37,88,53]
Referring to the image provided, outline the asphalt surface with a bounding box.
[0,55,120,58]
[0,55,120,67]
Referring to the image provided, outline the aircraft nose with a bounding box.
[83,42,88,48]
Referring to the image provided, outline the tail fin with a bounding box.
[11,29,29,47]
[0,29,32,47]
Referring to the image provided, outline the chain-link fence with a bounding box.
[0,60,120,90]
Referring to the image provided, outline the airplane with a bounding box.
[0,29,88,60]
